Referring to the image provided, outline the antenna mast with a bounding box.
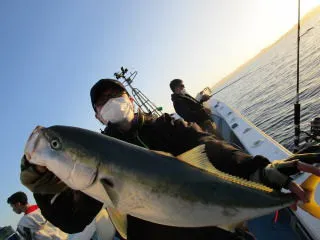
[114,67,163,117]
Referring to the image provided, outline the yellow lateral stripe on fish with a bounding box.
[176,145,274,193]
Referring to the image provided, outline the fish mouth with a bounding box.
[24,125,44,162]
[24,125,100,191]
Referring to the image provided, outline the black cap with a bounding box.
[90,79,128,110]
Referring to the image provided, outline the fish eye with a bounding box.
[50,138,61,150]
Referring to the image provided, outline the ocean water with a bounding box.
[213,10,320,151]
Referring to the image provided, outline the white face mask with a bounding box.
[98,95,134,125]
[180,89,187,95]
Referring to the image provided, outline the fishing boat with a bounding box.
[199,1,320,238]
[203,92,320,240]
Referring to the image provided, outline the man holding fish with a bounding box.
[20,79,320,240]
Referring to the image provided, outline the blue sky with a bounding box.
[1,0,318,230]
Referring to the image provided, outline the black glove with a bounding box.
[250,153,320,190]
[20,155,67,193]
[259,159,298,190]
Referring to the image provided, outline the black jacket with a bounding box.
[102,113,269,240]
[33,189,103,234]
[171,93,211,124]
[24,113,270,239]
[103,113,269,179]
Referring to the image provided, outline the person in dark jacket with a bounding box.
[20,79,319,240]
[170,79,217,135]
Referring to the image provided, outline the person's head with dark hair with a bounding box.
[90,79,134,130]
[170,79,185,94]
[7,191,29,214]
[90,79,129,112]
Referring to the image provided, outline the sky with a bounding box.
[1,0,319,230]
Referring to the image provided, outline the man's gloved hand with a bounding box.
[250,153,320,204]
[20,155,67,194]
[253,159,299,190]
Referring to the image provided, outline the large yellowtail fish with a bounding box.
[24,126,320,239]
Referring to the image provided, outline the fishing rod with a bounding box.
[293,0,301,153]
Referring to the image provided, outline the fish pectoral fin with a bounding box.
[101,178,119,207]
[299,174,320,219]
[176,145,215,171]
[106,207,128,239]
